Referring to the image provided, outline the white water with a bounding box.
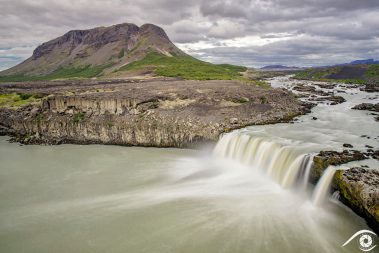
[312,166,338,206]
[212,133,340,208]
[213,133,314,189]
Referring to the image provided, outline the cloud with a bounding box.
[0,0,378,69]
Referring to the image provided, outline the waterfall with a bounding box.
[297,154,315,190]
[312,166,349,206]
[213,132,314,189]
[214,132,346,207]
[312,166,337,206]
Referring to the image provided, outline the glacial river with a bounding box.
[0,76,378,253]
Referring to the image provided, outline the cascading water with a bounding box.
[213,131,345,209]
[298,153,315,190]
[312,166,350,206]
[213,132,315,189]
[312,166,338,206]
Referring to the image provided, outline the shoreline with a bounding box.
[0,79,311,148]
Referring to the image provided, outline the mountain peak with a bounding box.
[2,22,185,76]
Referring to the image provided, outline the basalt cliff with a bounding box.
[0,79,310,148]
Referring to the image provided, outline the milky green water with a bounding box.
[0,136,372,253]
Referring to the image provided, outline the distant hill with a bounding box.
[316,59,379,68]
[346,59,379,65]
[0,23,247,82]
[294,64,379,86]
[260,65,301,71]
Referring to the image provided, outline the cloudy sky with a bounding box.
[1,0,379,70]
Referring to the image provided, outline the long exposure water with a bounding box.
[0,76,378,252]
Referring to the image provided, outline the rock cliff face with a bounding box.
[0,79,311,148]
[335,168,379,230]
[1,23,185,76]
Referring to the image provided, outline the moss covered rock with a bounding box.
[334,168,379,231]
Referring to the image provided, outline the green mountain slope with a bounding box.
[294,64,379,85]
[114,52,247,80]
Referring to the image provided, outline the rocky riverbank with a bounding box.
[310,149,379,232]
[0,79,311,148]
[335,168,379,230]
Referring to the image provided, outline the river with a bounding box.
[0,76,377,252]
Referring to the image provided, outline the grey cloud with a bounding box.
[192,36,379,67]
[200,0,250,18]
[0,0,378,68]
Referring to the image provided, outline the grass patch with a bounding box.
[0,93,42,108]
[366,64,379,77]
[73,112,86,123]
[0,63,113,82]
[18,93,33,100]
[118,48,125,59]
[232,97,250,103]
[116,52,247,81]
[249,80,271,88]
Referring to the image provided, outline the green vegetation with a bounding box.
[249,80,271,88]
[18,93,33,100]
[105,121,114,128]
[233,97,250,103]
[294,67,339,81]
[35,113,45,123]
[367,64,379,77]
[0,52,272,88]
[117,52,247,81]
[118,48,125,59]
[294,64,379,85]
[260,96,268,104]
[73,112,86,123]
[0,63,113,82]
[0,93,42,108]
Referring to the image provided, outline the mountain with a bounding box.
[316,59,379,68]
[294,63,379,87]
[260,65,301,71]
[348,59,379,65]
[0,22,249,82]
[1,23,185,77]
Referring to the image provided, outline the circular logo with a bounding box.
[359,234,373,250]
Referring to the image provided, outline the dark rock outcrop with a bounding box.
[352,103,379,112]
[361,84,379,93]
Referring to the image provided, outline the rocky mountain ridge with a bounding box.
[1,23,185,77]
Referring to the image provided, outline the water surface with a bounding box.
[0,136,371,253]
